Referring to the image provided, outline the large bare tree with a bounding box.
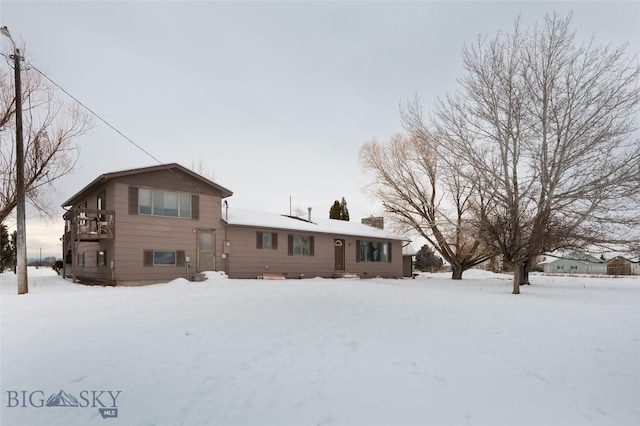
[360,103,493,279]
[435,13,640,293]
[0,58,90,223]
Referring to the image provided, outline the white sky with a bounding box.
[1,1,639,259]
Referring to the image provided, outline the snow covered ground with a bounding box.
[1,268,639,426]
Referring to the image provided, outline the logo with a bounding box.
[6,389,121,419]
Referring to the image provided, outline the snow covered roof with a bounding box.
[538,251,605,264]
[223,208,409,241]
[540,250,639,264]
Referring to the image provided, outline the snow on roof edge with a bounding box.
[223,208,409,241]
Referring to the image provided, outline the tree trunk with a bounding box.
[512,264,520,294]
[519,259,531,285]
[451,264,463,280]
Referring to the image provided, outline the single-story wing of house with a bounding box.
[61,163,410,284]
[536,251,607,274]
[221,208,409,279]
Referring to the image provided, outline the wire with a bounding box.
[29,65,165,166]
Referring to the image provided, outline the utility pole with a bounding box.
[1,26,28,294]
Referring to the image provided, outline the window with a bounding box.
[143,250,186,266]
[77,253,85,267]
[288,234,314,256]
[97,250,107,266]
[154,251,176,265]
[570,265,578,270]
[357,240,391,262]
[256,232,278,250]
[138,189,191,218]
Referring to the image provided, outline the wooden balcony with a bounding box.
[64,208,115,241]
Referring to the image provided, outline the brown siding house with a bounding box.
[62,164,232,284]
[62,164,409,284]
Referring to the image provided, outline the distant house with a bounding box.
[537,252,607,274]
[607,256,634,275]
[62,164,408,284]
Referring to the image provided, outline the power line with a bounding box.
[29,65,165,166]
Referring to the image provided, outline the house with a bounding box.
[62,163,408,284]
[537,252,607,274]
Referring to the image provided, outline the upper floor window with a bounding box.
[357,240,391,262]
[138,189,191,218]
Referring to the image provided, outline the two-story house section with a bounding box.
[61,163,233,285]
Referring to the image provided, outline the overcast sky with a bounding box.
[1,0,639,258]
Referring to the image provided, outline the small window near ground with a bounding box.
[97,250,106,266]
[143,250,186,266]
[154,251,176,266]
[78,253,85,267]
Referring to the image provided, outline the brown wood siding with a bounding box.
[226,226,403,279]
[109,181,224,283]
[115,168,226,197]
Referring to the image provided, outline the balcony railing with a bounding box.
[64,208,115,241]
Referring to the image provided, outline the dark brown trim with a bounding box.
[177,250,185,267]
[191,195,199,220]
[143,250,153,266]
[129,186,138,215]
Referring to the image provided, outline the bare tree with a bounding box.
[435,13,640,293]
[190,159,215,181]
[360,104,493,279]
[0,58,90,222]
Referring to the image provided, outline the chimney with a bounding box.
[308,207,312,222]
[361,216,384,229]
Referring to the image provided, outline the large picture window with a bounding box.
[138,189,191,218]
[357,240,391,262]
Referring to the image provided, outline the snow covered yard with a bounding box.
[1,268,639,426]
